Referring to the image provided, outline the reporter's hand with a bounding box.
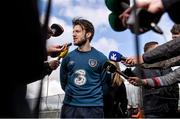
[47,44,67,57]
[119,0,164,34]
[135,0,164,14]
[128,77,147,86]
[48,60,60,70]
[121,56,144,67]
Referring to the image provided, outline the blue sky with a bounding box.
[39,0,174,56]
[27,0,175,98]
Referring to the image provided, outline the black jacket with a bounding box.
[1,0,47,117]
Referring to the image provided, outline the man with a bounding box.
[171,24,180,40]
[132,41,179,118]
[60,18,109,118]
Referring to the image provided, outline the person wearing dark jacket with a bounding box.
[125,27,180,87]
[132,41,179,118]
[1,0,47,117]
[1,0,66,117]
[123,37,180,87]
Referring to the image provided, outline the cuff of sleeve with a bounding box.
[145,77,161,87]
[44,62,53,75]
[151,77,161,87]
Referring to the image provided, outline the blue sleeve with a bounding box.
[60,56,69,91]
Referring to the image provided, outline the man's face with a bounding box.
[172,32,180,40]
[73,25,87,46]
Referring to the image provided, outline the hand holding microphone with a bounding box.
[123,56,144,67]
[108,51,144,67]
[126,8,163,34]
[57,43,72,60]
[108,51,133,66]
[48,43,72,58]
[128,77,147,86]
[105,0,163,35]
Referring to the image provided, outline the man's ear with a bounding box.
[86,32,92,38]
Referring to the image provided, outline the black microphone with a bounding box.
[103,61,129,79]
[109,12,127,32]
[50,24,64,37]
[105,0,130,32]
[127,8,163,34]
[105,0,130,13]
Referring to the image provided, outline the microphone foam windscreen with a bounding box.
[105,0,130,13]
[51,24,64,37]
[109,12,127,31]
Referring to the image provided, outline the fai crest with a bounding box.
[88,59,97,67]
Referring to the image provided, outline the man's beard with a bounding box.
[74,36,87,46]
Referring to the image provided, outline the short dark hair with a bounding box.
[72,17,94,41]
[144,41,158,52]
[171,24,180,34]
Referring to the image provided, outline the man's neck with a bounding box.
[78,43,91,52]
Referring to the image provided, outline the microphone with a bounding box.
[103,61,129,79]
[105,0,130,12]
[109,12,127,31]
[127,8,163,34]
[50,24,64,37]
[105,0,130,32]
[51,43,72,58]
[109,51,126,62]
